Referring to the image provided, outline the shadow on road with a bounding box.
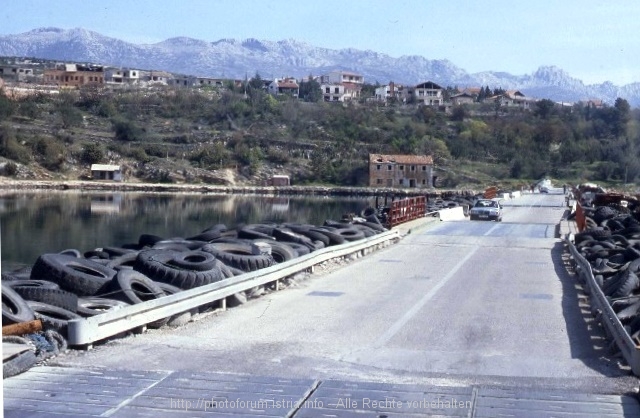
[552,240,631,378]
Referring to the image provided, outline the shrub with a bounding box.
[4,161,18,176]
[81,143,104,164]
[112,117,143,141]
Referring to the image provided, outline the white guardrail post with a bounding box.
[566,236,640,376]
[67,229,400,347]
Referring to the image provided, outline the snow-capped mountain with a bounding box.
[0,27,638,106]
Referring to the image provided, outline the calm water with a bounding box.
[0,192,374,270]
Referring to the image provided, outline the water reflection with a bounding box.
[0,191,374,269]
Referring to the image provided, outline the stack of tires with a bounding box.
[2,217,386,342]
[573,201,640,343]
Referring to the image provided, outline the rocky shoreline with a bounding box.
[0,179,476,197]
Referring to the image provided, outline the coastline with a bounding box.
[0,179,468,197]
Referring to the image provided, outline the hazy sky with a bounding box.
[1,0,638,85]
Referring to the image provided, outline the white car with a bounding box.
[469,199,503,221]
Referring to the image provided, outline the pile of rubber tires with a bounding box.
[2,218,387,340]
[573,202,640,341]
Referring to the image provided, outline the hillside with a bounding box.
[1,27,640,106]
[0,82,638,190]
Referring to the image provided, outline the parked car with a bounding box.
[469,199,503,221]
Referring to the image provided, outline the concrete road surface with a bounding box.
[48,192,638,394]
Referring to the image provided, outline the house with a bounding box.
[194,77,226,88]
[268,78,299,97]
[0,66,36,82]
[450,92,475,106]
[413,81,444,106]
[321,83,345,102]
[267,175,290,186]
[368,154,434,188]
[320,70,363,102]
[580,99,605,109]
[374,81,410,103]
[91,164,122,181]
[146,71,172,85]
[487,90,536,110]
[105,68,140,84]
[321,71,364,85]
[44,64,105,87]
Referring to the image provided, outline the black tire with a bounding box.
[2,284,35,325]
[279,241,310,256]
[153,239,205,251]
[155,282,183,296]
[3,346,37,378]
[616,300,640,321]
[611,270,640,298]
[186,230,222,242]
[238,224,276,240]
[84,249,110,259]
[31,254,116,297]
[285,225,331,247]
[201,243,275,272]
[272,228,315,247]
[76,297,130,317]
[168,251,218,272]
[310,227,346,245]
[134,250,225,290]
[11,285,78,313]
[105,252,140,270]
[151,242,191,252]
[356,221,386,233]
[105,270,168,328]
[26,301,81,336]
[7,280,59,290]
[59,249,82,258]
[107,270,166,304]
[334,227,366,241]
[139,233,164,247]
[102,246,137,258]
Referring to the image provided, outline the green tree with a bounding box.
[112,118,144,141]
[81,143,104,164]
[298,76,322,102]
[534,99,556,119]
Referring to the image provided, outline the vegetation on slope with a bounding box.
[0,76,638,188]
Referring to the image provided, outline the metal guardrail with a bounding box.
[387,196,426,227]
[67,229,400,348]
[566,236,640,376]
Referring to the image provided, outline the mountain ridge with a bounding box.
[1,27,639,106]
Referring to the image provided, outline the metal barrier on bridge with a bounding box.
[387,196,426,227]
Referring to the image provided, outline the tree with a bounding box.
[81,143,104,164]
[298,76,322,102]
[112,118,143,141]
[534,99,556,119]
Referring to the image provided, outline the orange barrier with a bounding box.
[387,196,426,227]
[575,202,586,232]
[483,186,498,199]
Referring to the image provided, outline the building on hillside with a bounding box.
[267,175,290,186]
[91,164,122,181]
[485,90,537,110]
[44,64,105,87]
[320,70,363,102]
[0,66,36,83]
[579,99,605,109]
[368,154,434,188]
[374,82,412,103]
[321,71,364,85]
[450,92,475,106]
[268,78,299,97]
[105,68,140,84]
[412,81,444,106]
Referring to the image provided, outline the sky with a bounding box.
[1,0,639,85]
